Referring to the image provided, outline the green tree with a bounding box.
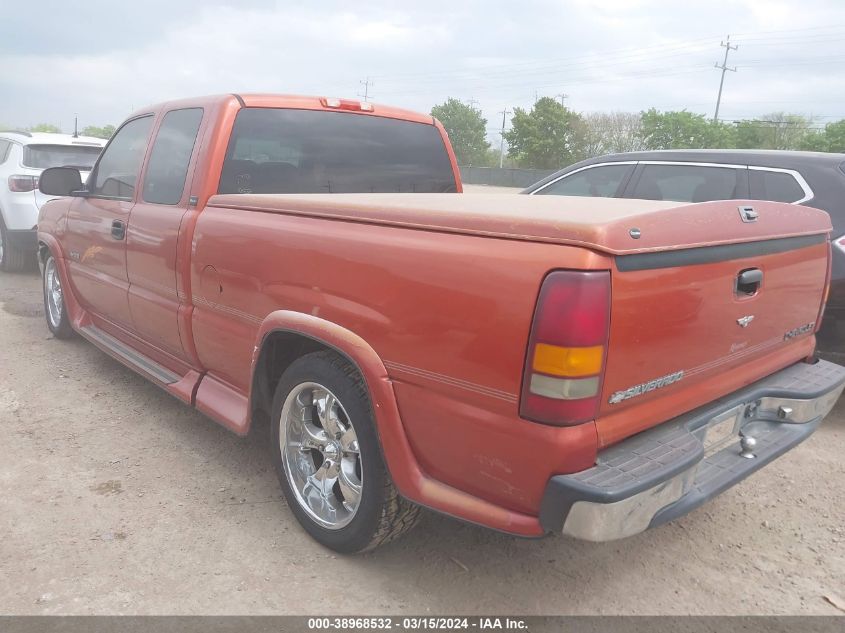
[503,97,587,169]
[638,109,735,150]
[734,113,815,150]
[821,119,845,152]
[582,112,645,157]
[796,119,845,152]
[431,99,489,166]
[81,124,116,139]
[735,120,767,149]
[29,123,62,133]
[798,130,829,152]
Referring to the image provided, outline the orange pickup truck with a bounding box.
[37,93,845,553]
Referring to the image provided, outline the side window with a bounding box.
[90,116,154,199]
[535,164,631,197]
[142,108,204,205]
[630,164,741,202]
[749,169,806,203]
[0,140,10,163]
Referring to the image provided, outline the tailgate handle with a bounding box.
[736,268,762,296]
[111,220,126,240]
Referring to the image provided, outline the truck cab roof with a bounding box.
[126,93,435,126]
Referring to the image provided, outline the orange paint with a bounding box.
[36,93,833,536]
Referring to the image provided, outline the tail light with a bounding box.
[320,97,374,112]
[8,174,39,192]
[520,270,610,426]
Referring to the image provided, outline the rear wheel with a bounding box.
[0,215,26,272]
[42,253,73,339]
[270,351,420,552]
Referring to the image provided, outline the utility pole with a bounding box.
[466,98,480,112]
[73,115,78,138]
[555,93,569,107]
[498,109,511,169]
[358,77,373,102]
[713,35,738,122]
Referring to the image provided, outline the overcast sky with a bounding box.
[2,0,844,140]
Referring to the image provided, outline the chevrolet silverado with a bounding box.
[36,93,845,552]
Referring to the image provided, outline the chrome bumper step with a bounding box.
[540,359,845,541]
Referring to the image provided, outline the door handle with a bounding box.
[736,268,762,296]
[111,220,125,240]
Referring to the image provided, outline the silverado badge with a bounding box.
[609,370,685,404]
[784,322,815,340]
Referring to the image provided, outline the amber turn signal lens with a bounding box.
[532,343,603,377]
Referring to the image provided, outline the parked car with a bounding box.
[523,150,845,351]
[37,94,844,553]
[0,131,105,271]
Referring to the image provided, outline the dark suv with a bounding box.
[524,150,845,353]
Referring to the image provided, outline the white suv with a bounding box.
[0,131,105,271]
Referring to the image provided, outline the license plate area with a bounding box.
[702,407,742,456]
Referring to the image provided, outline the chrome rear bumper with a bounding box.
[540,359,845,541]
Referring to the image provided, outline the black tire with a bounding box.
[0,214,27,272]
[42,253,74,339]
[270,350,420,553]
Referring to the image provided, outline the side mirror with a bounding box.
[39,167,84,196]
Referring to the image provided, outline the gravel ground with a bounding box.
[1,268,844,616]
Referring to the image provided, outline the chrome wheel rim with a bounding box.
[280,382,362,530]
[45,258,63,328]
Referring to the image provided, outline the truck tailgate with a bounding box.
[599,232,830,447]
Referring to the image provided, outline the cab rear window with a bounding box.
[219,108,457,194]
[22,144,102,170]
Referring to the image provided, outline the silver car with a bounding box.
[0,131,105,271]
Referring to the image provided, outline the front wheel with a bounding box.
[42,253,74,339]
[270,351,420,553]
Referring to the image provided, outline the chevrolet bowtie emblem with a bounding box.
[737,315,755,328]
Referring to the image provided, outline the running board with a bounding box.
[79,325,180,385]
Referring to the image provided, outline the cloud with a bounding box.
[0,0,843,133]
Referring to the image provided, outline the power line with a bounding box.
[714,35,738,122]
[732,23,845,37]
[380,65,713,98]
[365,23,845,116]
[740,55,845,67]
[381,42,716,88]
[377,41,844,98]
[373,24,845,85]
[733,35,845,46]
[375,31,844,99]
[373,37,718,83]
[371,25,845,109]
